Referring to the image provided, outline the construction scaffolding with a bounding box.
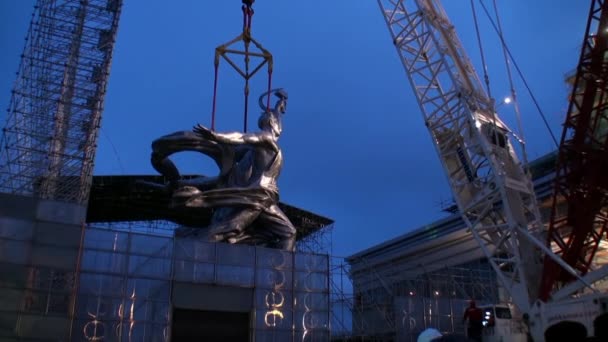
[343,258,499,341]
[74,225,332,341]
[0,0,122,204]
[330,258,356,340]
[0,3,338,340]
[86,219,334,257]
[0,205,335,341]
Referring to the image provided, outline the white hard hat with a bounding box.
[417,328,442,342]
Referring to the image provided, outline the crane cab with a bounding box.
[474,114,510,151]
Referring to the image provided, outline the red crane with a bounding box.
[540,0,608,301]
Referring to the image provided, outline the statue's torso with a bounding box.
[234,140,281,194]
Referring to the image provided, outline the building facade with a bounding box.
[346,153,559,341]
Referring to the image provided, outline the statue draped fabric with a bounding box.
[150,89,296,251]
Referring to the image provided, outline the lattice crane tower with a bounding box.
[0,0,123,204]
[376,0,604,314]
[377,1,608,339]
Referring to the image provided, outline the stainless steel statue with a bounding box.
[150,89,296,251]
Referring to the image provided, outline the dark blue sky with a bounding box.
[0,1,589,258]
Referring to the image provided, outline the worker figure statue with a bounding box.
[150,89,296,251]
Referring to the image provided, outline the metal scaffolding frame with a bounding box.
[0,0,122,204]
[88,219,335,258]
[339,258,499,341]
[297,223,334,255]
[333,153,550,341]
[0,1,340,340]
[76,224,332,341]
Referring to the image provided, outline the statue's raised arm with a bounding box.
[259,88,288,114]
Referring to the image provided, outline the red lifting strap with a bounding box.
[212,0,274,133]
[266,69,272,110]
[211,63,219,131]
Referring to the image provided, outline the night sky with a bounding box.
[0,1,589,258]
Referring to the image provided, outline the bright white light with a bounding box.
[475,120,482,129]
[503,97,512,104]
[264,309,284,327]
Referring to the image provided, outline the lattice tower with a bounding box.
[0,0,122,204]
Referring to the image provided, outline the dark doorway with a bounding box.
[171,308,250,341]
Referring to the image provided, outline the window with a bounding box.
[495,307,512,319]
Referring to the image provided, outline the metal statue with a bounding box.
[150,89,296,251]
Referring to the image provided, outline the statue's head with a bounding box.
[258,111,282,136]
[258,88,287,137]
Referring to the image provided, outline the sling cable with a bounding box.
[211,0,274,132]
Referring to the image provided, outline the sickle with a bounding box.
[258,88,288,112]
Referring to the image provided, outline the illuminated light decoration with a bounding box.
[300,255,329,340]
[112,233,119,251]
[85,296,108,340]
[112,290,138,341]
[301,304,312,340]
[83,319,105,341]
[301,313,310,341]
[263,266,286,328]
[303,293,314,311]
[409,291,415,296]
[114,303,124,338]
[163,326,169,341]
[503,96,512,104]
[129,289,137,339]
[117,303,124,320]
[264,309,285,327]
[265,269,286,288]
[269,252,287,268]
[263,290,284,327]
[264,291,285,308]
[302,311,321,331]
[402,309,417,330]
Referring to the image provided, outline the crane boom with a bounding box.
[541,0,608,301]
[376,0,584,315]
